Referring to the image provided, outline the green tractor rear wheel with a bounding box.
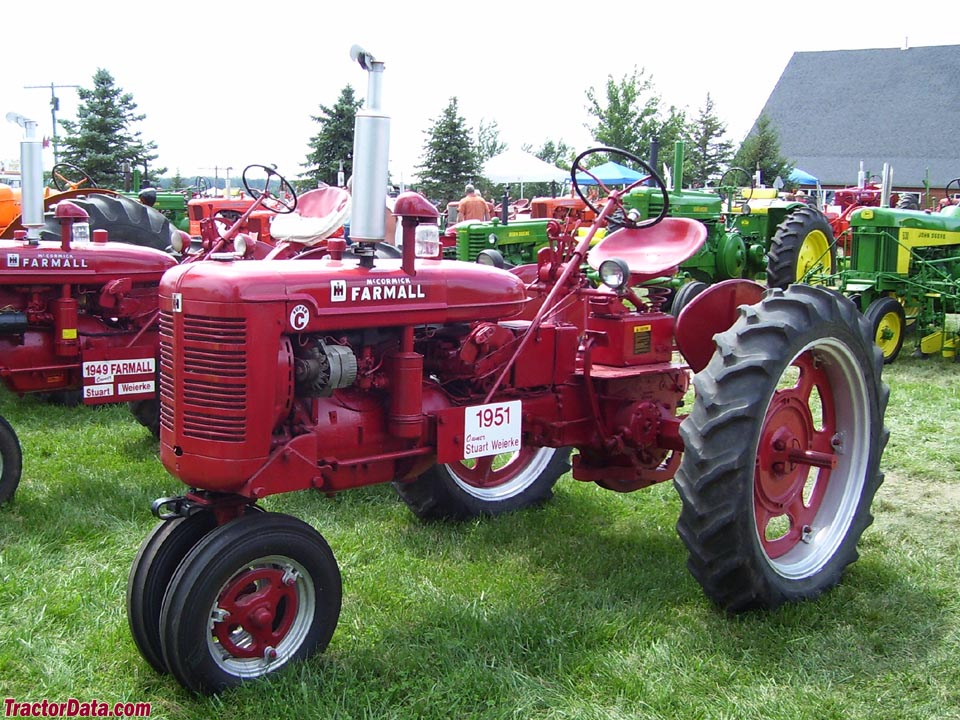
[766,206,836,288]
[864,296,906,364]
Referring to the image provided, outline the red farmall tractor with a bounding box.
[125,47,890,694]
[0,117,329,505]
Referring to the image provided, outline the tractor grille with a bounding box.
[159,311,248,442]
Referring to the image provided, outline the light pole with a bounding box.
[24,82,79,165]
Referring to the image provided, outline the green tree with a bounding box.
[169,169,185,192]
[585,68,665,163]
[732,115,793,188]
[415,97,480,209]
[302,84,362,190]
[476,119,506,166]
[684,94,734,188]
[58,68,163,187]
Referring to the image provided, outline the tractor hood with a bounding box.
[160,256,530,331]
[0,238,176,283]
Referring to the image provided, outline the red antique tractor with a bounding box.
[0,148,322,505]
[125,47,889,694]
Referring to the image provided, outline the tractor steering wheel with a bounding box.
[716,166,752,207]
[192,176,210,196]
[242,164,297,214]
[944,178,960,204]
[51,163,96,191]
[571,147,668,228]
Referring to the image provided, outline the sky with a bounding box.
[2,1,958,187]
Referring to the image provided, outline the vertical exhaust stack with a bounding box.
[6,113,43,244]
[349,45,389,267]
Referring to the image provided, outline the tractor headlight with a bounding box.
[598,258,630,291]
[234,233,255,257]
[415,224,440,258]
[171,230,188,254]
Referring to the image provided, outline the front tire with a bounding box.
[126,512,218,673]
[864,296,906,364]
[159,512,341,693]
[675,285,888,612]
[0,415,23,506]
[766,206,836,288]
[395,446,570,521]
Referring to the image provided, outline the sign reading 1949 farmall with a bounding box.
[81,345,156,403]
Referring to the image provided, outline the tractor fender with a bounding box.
[674,279,766,373]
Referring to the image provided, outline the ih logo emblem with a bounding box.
[330,280,346,303]
[6,253,20,268]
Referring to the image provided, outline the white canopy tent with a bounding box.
[482,148,569,198]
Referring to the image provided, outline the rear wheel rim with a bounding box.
[445,446,558,501]
[796,229,832,280]
[754,338,869,578]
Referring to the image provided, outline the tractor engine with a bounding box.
[157,253,535,496]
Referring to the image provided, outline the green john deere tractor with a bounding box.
[456,142,836,309]
[806,200,960,363]
[612,142,836,298]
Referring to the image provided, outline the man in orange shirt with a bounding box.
[457,184,489,222]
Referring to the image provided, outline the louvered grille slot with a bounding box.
[162,312,250,443]
[159,311,175,432]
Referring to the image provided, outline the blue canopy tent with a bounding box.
[575,160,646,185]
[789,168,819,185]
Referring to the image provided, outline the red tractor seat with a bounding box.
[587,217,707,282]
[270,187,351,246]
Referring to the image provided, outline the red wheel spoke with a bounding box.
[213,567,297,658]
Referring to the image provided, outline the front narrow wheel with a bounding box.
[675,285,888,611]
[127,512,218,673]
[159,512,341,693]
[864,296,906,364]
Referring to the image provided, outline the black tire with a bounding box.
[896,193,920,211]
[36,389,82,407]
[128,398,160,438]
[766,206,837,288]
[40,194,178,251]
[0,415,23,506]
[127,512,219,674]
[864,296,906,364]
[395,446,570,521]
[670,280,708,318]
[159,512,341,694]
[675,284,888,612]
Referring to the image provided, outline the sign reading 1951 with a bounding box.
[463,400,522,459]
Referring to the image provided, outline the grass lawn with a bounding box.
[0,352,958,720]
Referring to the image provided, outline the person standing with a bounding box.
[457,184,489,222]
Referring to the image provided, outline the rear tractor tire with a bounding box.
[766,206,836,288]
[40,194,179,251]
[864,296,906,364]
[675,284,888,612]
[670,280,708,318]
[395,446,570,521]
[0,415,23,506]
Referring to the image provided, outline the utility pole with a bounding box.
[24,82,79,165]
